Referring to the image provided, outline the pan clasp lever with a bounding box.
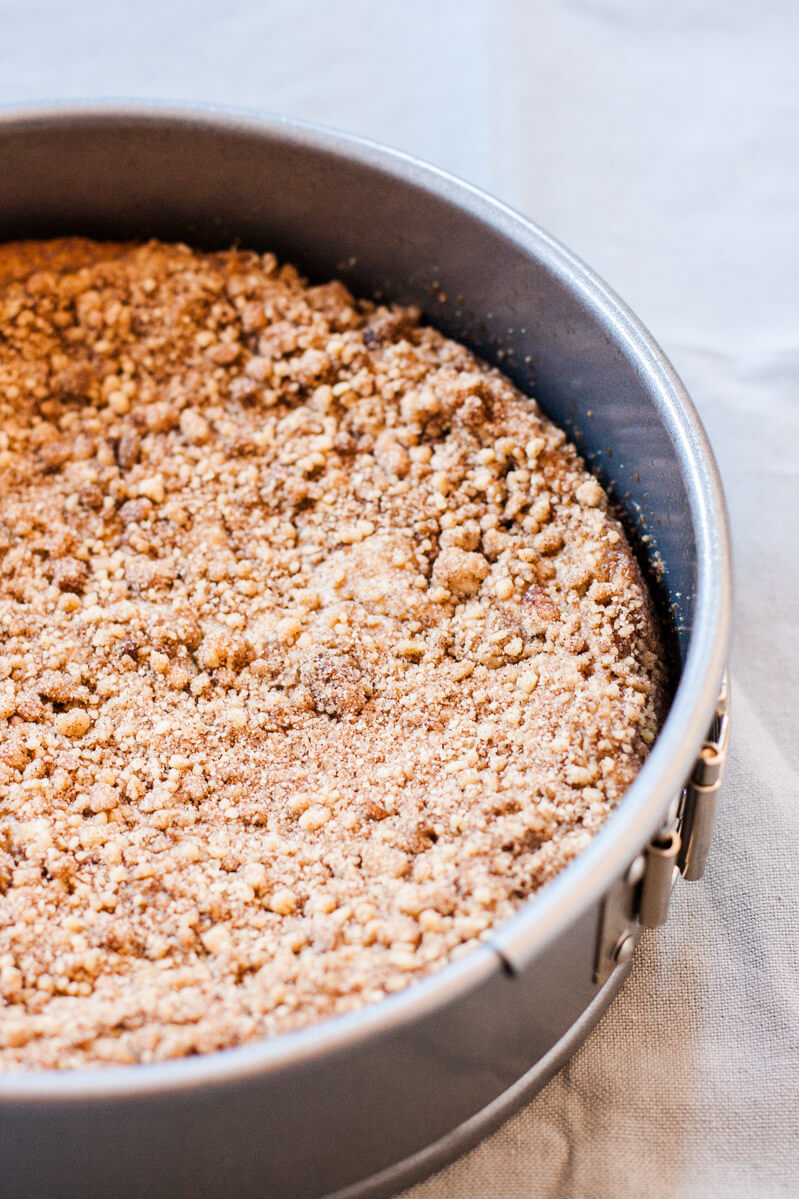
[594,675,729,984]
[677,675,730,881]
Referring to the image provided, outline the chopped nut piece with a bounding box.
[432,548,490,597]
[495,576,514,601]
[116,429,141,469]
[89,783,119,812]
[300,651,370,719]
[138,475,165,504]
[55,708,92,738]
[268,888,298,916]
[299,806,332,832]
[180,408,211,445]
[53,557,89,593]
[118,498,153,525]
[576,478,603,507]
[14,690,47,722]
[201,925,229,955]
[36,670,85,704]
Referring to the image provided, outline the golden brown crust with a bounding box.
[0,237,133,285]
[0,239,667,1068]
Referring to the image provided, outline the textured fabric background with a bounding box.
[1,1,797,1195]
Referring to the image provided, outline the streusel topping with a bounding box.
[0,239,666,1068]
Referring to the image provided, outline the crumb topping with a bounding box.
[0,239,666,1069]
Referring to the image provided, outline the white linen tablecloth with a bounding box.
[2,1,797,1194]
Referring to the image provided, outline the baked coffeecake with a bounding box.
[0,239,667,1069]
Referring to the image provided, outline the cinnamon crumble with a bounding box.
[0,239,667,1069]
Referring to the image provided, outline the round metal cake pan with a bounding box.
[0,105,731,1199]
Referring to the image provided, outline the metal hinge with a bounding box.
[594,676,729,984]
[677,675,729,880]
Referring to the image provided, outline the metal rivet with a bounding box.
[625,854,647,886]
[613,933,636,965]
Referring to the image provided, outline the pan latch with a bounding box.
[677,675,729,880]
[594,676,729,985]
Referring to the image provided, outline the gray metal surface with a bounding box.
[329,961,633,1199]
[0,106,732,1199]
